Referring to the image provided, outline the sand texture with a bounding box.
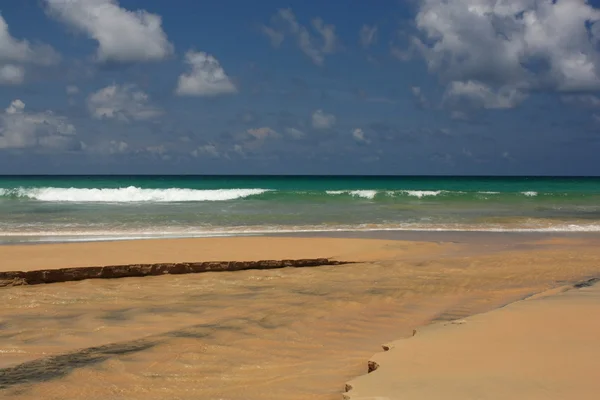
[0,237,432,271]
[0,237,446,286]
[1,235,600,399]
[345,279,600,400]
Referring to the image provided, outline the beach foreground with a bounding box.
[1,235,600,399]
[345,279,600,400]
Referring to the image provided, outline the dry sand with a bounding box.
[0,235,599,399]
[345,280,600,400]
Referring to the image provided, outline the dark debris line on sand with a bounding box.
[0,258,355,287]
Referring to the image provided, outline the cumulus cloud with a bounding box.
[359,25,377,48]
[261,26,284,48]
[87,84,162,121]
[285,127,305,139]
[140,145,170,160]
[247,126,279,140]
[352,128,369,143]
[175,51,237,96]
[263,9,338,66]
[444,80,526,110]
[0,99,77,149]
[45,0,173,63]
[409,0,600,110]
[108,140,128,154]
[191,144,219,158]
[0,65,24,84]
[311,109,336,129]
[0,15,59,84]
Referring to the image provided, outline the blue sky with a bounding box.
[1,0,600,175]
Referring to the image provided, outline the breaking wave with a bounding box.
[0,186,596,203]
[326,190,443,199]
[0,187,271,202]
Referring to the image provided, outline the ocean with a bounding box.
[1,175,600,244]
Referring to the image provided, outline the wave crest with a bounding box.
[0,187,270,202]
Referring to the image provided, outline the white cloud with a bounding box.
[66,85,79,95]
[87,84,162,121]
[144,145,168,159]
[264,9,338,66]
[0,65,24,84]
[0,14,59,84]
[352,128,369,143]
[312,18,337,54]
[191,144,219,158]
[311,109,336,129]
[0,15,59,65]
[175,51,237,96]
[444,80,527,109]
[410,0,600,110]
[261,26,284,48]
[0,99,76,149]
[247,126,279,140]
[233,144,244,155]
[411,86,429,108]
[109,140,128,154]
[285,127,305,139]
[45,0,173,63]
[359,25,377,48]
[88,139,128,155]
[390,45,412,61]
[6,99,25,115]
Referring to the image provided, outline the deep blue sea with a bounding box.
[1,175,600,243]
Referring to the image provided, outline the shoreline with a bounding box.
[344,278,600,400]
[3,229,600,247]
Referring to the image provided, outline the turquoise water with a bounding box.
[1,176,600,243]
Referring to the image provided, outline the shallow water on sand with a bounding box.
[1,240,600,399]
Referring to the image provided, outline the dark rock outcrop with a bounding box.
[367,360,379,373]
[0,258,351,287]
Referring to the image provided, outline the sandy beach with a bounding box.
[345,279,600,400]
[1,234,600,399]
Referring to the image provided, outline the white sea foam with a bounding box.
[325,190,377,199]
[3,222,600,245]
[400,190,442,198]
[349,190,377,199]
[521,191,538,197]
[3,187,270,202]
[326,190,445,199]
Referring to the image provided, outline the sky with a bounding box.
[1,0,600,175]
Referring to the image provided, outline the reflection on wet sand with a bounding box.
[1,236,600,399]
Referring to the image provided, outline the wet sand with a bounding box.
[1,235,600,399]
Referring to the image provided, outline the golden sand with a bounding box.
[0,235,599,399]
[345,281,600,400]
